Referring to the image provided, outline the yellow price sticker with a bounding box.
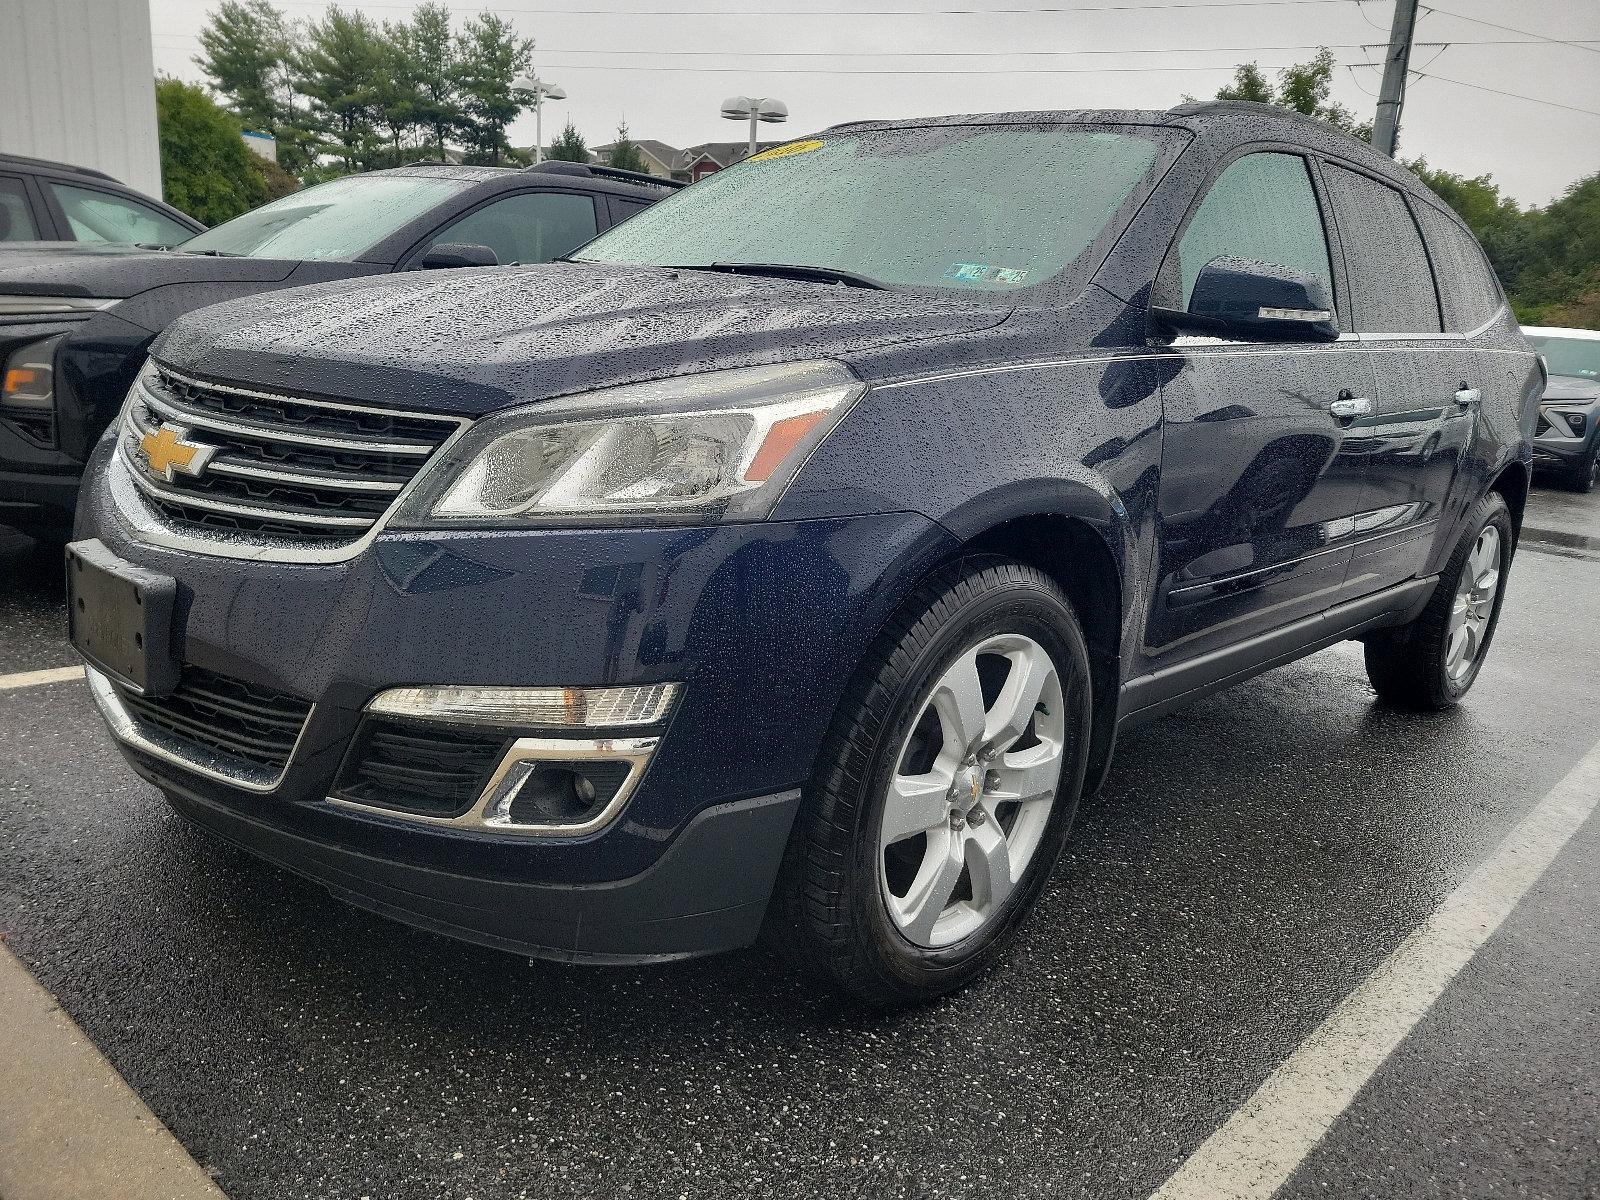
[747,139,825,162]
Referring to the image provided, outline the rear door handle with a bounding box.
[1329,395,1374,419]
[1455,386,1481,408]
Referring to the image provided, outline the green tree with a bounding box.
[1197,50,1372,142]
[608,122,645,173]
[546,120,588,163]
[401,3,461,160]
[155,77,267,224]
[452,13,534,164]
[295,5,385,172]
[373,19,425,166]
[195,0,288,133]
[194,0,317,173]
[1214,62,1273,104]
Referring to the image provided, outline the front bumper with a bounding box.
[76,445,952,958]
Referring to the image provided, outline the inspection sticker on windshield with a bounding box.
[945,263,1029,286]
[748,139,825,162]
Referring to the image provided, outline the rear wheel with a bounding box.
[774,557,1092,1007]
[1363,493,1513,709]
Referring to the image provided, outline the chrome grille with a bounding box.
[120,366,466,544]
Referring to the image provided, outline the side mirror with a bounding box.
[417,242,499,270]
[1153,256,1339,343]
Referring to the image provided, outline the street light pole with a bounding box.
[720,96,789,160]
[514,75,568,164]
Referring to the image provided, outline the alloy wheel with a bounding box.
[1446,524,1501,683]
[878,633,1066,948]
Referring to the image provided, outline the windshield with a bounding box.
[1526,334,1600,380]
[178,175,471,261]
[573,124,1180,293]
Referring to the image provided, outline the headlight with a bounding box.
[401,360,863,524]
[1,335,65,445]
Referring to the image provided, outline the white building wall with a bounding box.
[0,0,162,197]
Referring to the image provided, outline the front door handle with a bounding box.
[1329,394,1374,420]
[1455,385,1482,409]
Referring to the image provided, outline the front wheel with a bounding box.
[1565,442,1599,493]
[774,557,1092,1007]
[1363,492,1514,709]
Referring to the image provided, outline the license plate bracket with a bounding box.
[66,539,180,696]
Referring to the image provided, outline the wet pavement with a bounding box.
[1,488,1597,1200]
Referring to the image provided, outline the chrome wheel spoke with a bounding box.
[986,744,1061,806]
[931,649,987,756]
[893,829,966,945]
[965,821,1015,913]
[883,771,954,845]
[983,644,1053,753]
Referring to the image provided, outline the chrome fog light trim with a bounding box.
[326,735,659,837]
[366,683,678,729]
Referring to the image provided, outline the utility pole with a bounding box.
[1372,0,1419,157]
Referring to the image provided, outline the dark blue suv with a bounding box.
[69,102,1540,1005]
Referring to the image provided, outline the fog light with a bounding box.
[367,682,678,728]
[500,760,632,825]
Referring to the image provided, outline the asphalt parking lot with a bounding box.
[2,487,1598,1200]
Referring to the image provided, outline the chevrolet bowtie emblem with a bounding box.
[140,424,215,482]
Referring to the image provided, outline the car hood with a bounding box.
[1542,374,1600,404]
[153,261,1014,416]
[0,246,297,299]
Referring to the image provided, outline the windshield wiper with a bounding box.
[668,262,885,290]
[176,248,242,257]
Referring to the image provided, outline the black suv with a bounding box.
[0,161,676,540]
[0,153,202,248]
[72,104,1539,1006]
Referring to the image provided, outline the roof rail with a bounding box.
[1165,98,1366,137]
[523,160,685,190]
[0,151,119,183]
[403,158,455,167]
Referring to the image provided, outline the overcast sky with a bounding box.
[147,0,1600,206]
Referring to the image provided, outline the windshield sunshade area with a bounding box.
[1526,335,1600,380]
[177,176,471,261]
[573,123,1182,293]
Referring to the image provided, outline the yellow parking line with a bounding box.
[0,944,228,1199]
[0,666,84,691]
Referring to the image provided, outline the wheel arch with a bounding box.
[1489,458,1529,540]
[931,490,1131,797]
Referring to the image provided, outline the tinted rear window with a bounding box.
[1322,164,1442,334]
[1413,202,1503,333]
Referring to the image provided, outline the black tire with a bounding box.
[772,556,1093,1008]
[1363,492,1514,710]
[1565,442,1599,493]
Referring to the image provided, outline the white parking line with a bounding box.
[1149,735,1600,1200]
[0,665,84,691]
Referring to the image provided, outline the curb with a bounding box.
[1520,524,1600,556]
[0,944,227,1200]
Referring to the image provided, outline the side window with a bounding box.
[1177,152,1334,311]
[422,192,598,266]
[0,178,40,241]
[609,197,654,226]
[1320,165,1442,334]
[49,183,193,246]
[1412,201,1503,333]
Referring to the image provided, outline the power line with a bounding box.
[151,32,1592,56]
[1413,70,1600,118]
[262,0,1365,14]
[1421,4,1600,56]
[533,59,1313,74]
